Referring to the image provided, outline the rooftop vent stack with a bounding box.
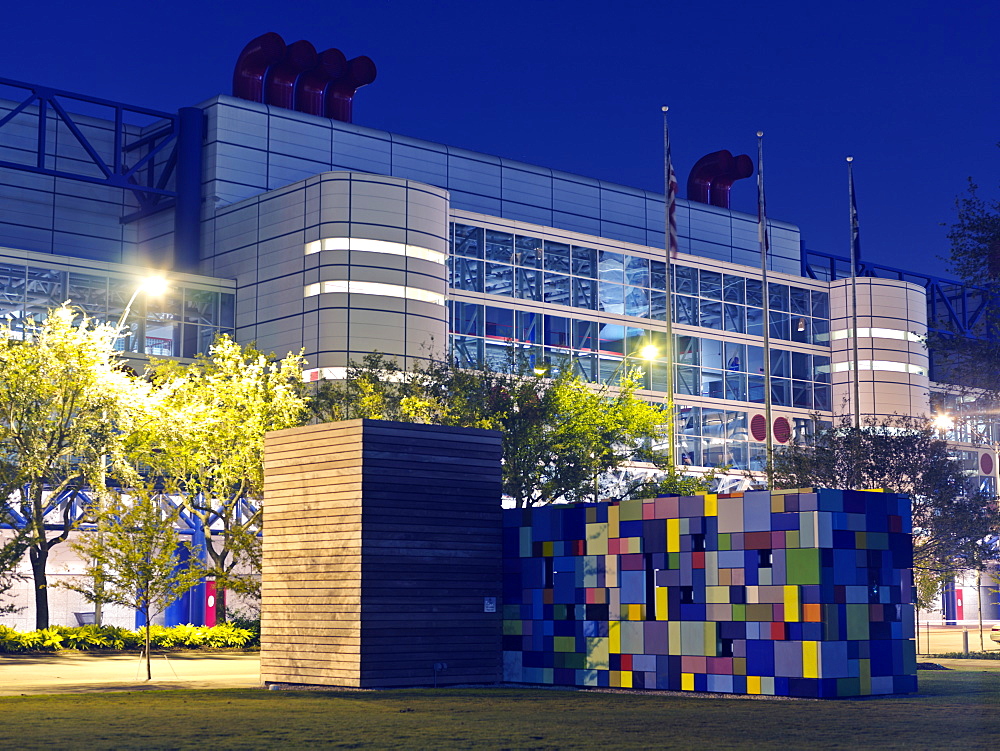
[233,32,287,102]
[295,48,348,117]
[686,150,754,209]
[265,40,318,110]
[325,56,377,123]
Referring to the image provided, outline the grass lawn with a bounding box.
[1,667,998,749]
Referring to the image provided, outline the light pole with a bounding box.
[93,275,168,625]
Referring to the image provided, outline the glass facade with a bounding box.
[0,261,234,358]
[448,302,831,410]
[450,223,828,345]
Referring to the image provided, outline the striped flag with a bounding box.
[848,157,861,263]
[663,108,679,258]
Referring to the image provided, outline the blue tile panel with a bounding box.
[501,489,917,698]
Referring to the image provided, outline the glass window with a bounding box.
[598,323,626,354]
[700,300,722,330]
[746,305,764,337]
[598,251,624,284]
[573,319,599,351]
[770,349,790,378]
[676,365,700,395]
[675,335,699,366]
[675,295,699,326]
[726,373,747,401]
[748,345,765,376]
[814,384,831,411]
[572,246,597,278]
[543,272,571,306]
[650,260,667,291]
[144,320,179,357]
[723,303,745,333]
[451,301,483,336]
[701,338,724,369]
[790,315,810,343]
[674,265,697,295]
[745,278,763,307]
[790,287,810,315]
[452,335,484,367]
[67,273,107,319]
[517,311,539,343]
[544,315,571,348]
[573,353,597,382]
[543,241,571,273]
[183,289,219,325]
[452,257,484,293]
[485,306,513,339]
[572,277,596,310]
[650,290,667,321]
[26,267,64,320]
[725,342,746,372]
[220,294,235,328]
[485,263,514,296]
[792,351,812,380]
[0,263,25,314]
[769,283,789,312]
[813,355,831,383]
[515,235,542,268]
[700,270,722,300]
[483,340,510,370]
[598,282,624,314]
[811,318,830,345]
[625,286,649,318]
[453,224,484,258]
[811,290,829,319]
[724,275,745,304]
[769,311,790,341]
[485,230,514,263]
[625,256,649,287]
[599,355,625,384]
[748,374,766,403]
[771,378,791,407]
[701,369,725,399]
[516,269,541,300]
[792,380,813,409]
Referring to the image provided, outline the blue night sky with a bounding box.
[2,0,997,278]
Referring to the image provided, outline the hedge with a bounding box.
[0,622,259,653]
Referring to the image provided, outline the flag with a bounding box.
[663,108,679,258]
[757,132,769,260]
[848,157,861,265]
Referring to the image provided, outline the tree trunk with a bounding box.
[28,545,49,630]
[214,584,226,625]
[979,571,985,652]
[145,617,151,681]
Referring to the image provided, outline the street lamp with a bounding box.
[933,413,955,436]
[117,276,168,330]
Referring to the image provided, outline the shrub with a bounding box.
[0,623,258,653]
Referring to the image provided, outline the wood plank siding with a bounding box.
[261,419,503,688]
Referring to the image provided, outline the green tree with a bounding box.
[0,531,29,615]
[771,417,1000,576]
[312,352,673,507]
[0,306,155,628]
[66,490,204,680]
[930,172,1000,395]
[142,335,308,623]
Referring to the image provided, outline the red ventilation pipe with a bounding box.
[686,150,754,209]
[294,48,348,117]
[233,32,286,102]
[325,55,377,122]
[265,40,319,110]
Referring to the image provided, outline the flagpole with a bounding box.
[662,106,677,470]
[847,156,862,429]
[757,131,774,487]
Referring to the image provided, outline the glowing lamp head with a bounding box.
[932,414,954,432]
[639,344,659,361]
[141,276,169,297]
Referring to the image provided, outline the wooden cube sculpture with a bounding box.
[261,419,503,688]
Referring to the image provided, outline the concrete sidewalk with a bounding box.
[0,651,260,695]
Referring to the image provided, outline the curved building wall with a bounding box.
[829,278,929,420]
[203,171,449,372]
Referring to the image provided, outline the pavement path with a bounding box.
[0,651,261,695]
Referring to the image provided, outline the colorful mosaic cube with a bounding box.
[501,489,917,698]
